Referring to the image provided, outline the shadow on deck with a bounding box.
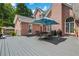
[39,36,67,45]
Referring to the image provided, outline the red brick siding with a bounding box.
[32,24,41,33]
[47,3,62,31]
[21,22,29,36]
[62,4,74,35]
[34,11,42,18]
[62,4,70,34]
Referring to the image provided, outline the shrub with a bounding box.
[10,31,16,36]
[57,29,62,36]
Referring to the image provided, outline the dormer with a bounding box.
[33,8,44,19]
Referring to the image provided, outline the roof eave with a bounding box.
[63,3,72,9]
[13,15,18,24]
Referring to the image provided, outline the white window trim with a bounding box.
[28,24,32,33]
[65,21,74,34]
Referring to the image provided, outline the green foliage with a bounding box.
[16,3,32,17]
[0,3,5,19]
[0,3,15,27]
[0,4,15,19]
[0,19,3,26]
[0,19,14,27]
[10,31,16,36]
[0,3,33,27]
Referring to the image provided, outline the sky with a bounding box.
[11,3,52,13]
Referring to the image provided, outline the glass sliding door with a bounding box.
[70,22,74,33]
[66,22,70,33]
[66,22,74,33]
[65,17,74,34]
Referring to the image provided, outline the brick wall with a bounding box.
[62,4,74,35]
[21,22,29,36]
[47,3,62,31]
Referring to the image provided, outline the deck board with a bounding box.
[0,39,3,56]
[4,39,10,56]
[0,36,79,56]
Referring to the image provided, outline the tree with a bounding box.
[0,3,15,27]
[0,3,33,27]
[0,3,4,19]
[16,3,32,17]
[4,3,16,26]
[0,3,5,27]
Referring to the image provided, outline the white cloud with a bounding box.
[32,9,35,13]
[43,6,47,11]
[11,3,16,8]
[29,3,34,5]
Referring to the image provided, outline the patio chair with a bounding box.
[39,32,52,39]
[40,31,58,39]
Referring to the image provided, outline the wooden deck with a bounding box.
[0,36,79,56]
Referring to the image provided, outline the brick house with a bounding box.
[14,3,77,36]
[46,3,74,35]
[14,8,48,36]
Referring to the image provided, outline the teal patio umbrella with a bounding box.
[33,17,58,32]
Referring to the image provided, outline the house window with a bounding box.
[28,24,32,33]
[65,17,74,33]
[40,14,43,18]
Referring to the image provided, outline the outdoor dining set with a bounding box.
[32,17,63,40]
[35,29,62,40]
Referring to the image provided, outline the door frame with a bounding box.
[64,17,75,34]
[28,24,33,34]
